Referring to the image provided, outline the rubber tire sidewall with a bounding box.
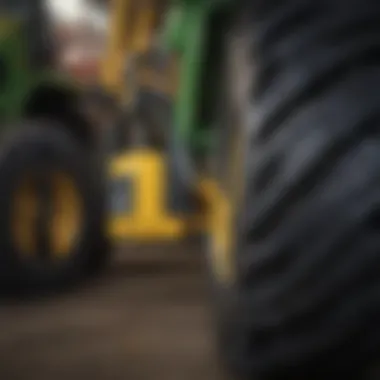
[0,124,105,293]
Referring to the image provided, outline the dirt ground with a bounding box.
[0,244,225,380]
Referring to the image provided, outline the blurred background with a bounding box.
[48,0,107,83]
[0,1,223,379]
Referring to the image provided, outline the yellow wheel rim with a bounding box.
[12,172,83,260]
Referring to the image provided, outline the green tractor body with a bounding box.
[161,0,232,159]
[0,1,92,143]
[0,1,107,294]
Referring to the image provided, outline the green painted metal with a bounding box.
[162,0,230,158]
[163,0,210,159]
[0,12,80,128]
[173,2,208,143]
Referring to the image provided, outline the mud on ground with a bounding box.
[0,244,225,380]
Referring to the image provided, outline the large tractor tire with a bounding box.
[0,122,107,294]
[208,1,380,379]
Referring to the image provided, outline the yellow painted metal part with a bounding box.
[108,149,208,241]
[132,1,157,53]
[204,126,245,285]
[101,0,131,93]
[12,172,83,259]
[101,0,160,96]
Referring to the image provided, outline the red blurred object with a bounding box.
[55,22,105,84]
[60,46,102,84]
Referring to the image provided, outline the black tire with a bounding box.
[208,1,380,379]
[83,146,111,276]
[0,122,107,294]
